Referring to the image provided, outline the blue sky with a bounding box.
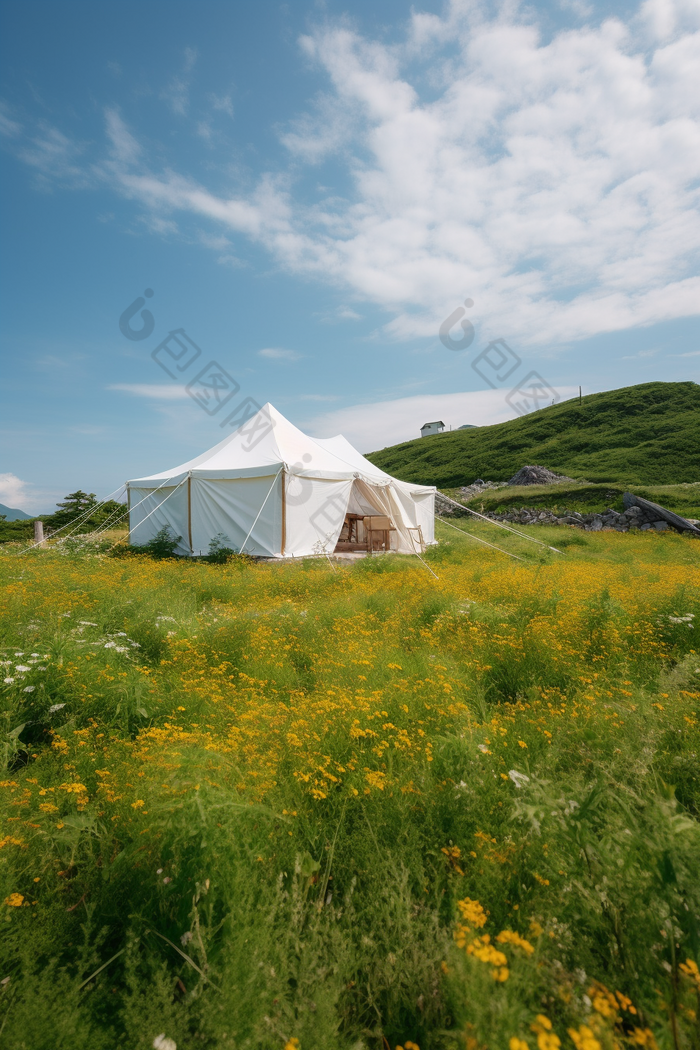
[1,0,699,512]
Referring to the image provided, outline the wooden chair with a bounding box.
[363,515,395,552]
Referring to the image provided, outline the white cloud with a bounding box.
[210,92,234,117]
[303,386,580,452]
[18,123,88,186]
[0,472,32,509]
[108,383,189,399]
[0,101,21,138]
[258,347,302,361]
[160,47,199,115]
[105,107,141,165]
[6,0,700,350]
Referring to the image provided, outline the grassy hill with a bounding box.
[366,381,700,487]
[0,502,31,521]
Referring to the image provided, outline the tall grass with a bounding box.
[1,528,699,1050]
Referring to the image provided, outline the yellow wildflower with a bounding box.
[567,1025,601,1050]
[588,983,618,1019]
[0,836,25,849]
[510,1040,529,1050]
[530,1015,561,1050]
[456,897,488,928]
[497,929,535,955]
[4,893,24,907]
[629,1029,658,1048]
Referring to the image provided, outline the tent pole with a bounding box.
[187,473,193,554]
[280,467,286,556]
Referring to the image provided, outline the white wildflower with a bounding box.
[15,665,30,672]
[153,1036,177,1050]
[508,770,530,788]
[23,686,35,693]
[48,703,66,714]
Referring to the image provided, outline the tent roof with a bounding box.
[127,403,429,489]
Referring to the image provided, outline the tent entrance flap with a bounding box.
[334,480,391,552]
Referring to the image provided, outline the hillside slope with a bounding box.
[366,381,700,487]
[0,503,31,521]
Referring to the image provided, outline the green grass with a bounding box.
[366,381,700,487]
[1,532,699,1050]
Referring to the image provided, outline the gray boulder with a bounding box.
[507,465,575,486]
[623,493,700,537]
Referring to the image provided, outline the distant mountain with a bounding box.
[0,503,32,521]
[366,381,700,487]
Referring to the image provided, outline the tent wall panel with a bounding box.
[128,484,191,556]
[284,477,353,555]
[190,475,282,557]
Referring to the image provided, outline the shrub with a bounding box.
[205,533,237,564]
[137,525,182,559]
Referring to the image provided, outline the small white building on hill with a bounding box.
[420,420,445,437]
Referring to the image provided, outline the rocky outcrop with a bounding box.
[458,479,507,501]
[475,499,699,535]
[505,465,575,486]
[437,489,699,536]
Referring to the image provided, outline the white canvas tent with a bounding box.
[127,404,436,559]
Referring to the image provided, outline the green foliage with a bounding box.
[43,491,126,535]
[204,533,237,564]
[133,525,183,560]
[367,380,700,487]
[0,517,35,544]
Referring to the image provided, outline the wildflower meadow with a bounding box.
[1,525,699,1050]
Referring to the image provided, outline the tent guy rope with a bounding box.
[438,491,565,554]
[13,483,127,556]
[436,515,525,561]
